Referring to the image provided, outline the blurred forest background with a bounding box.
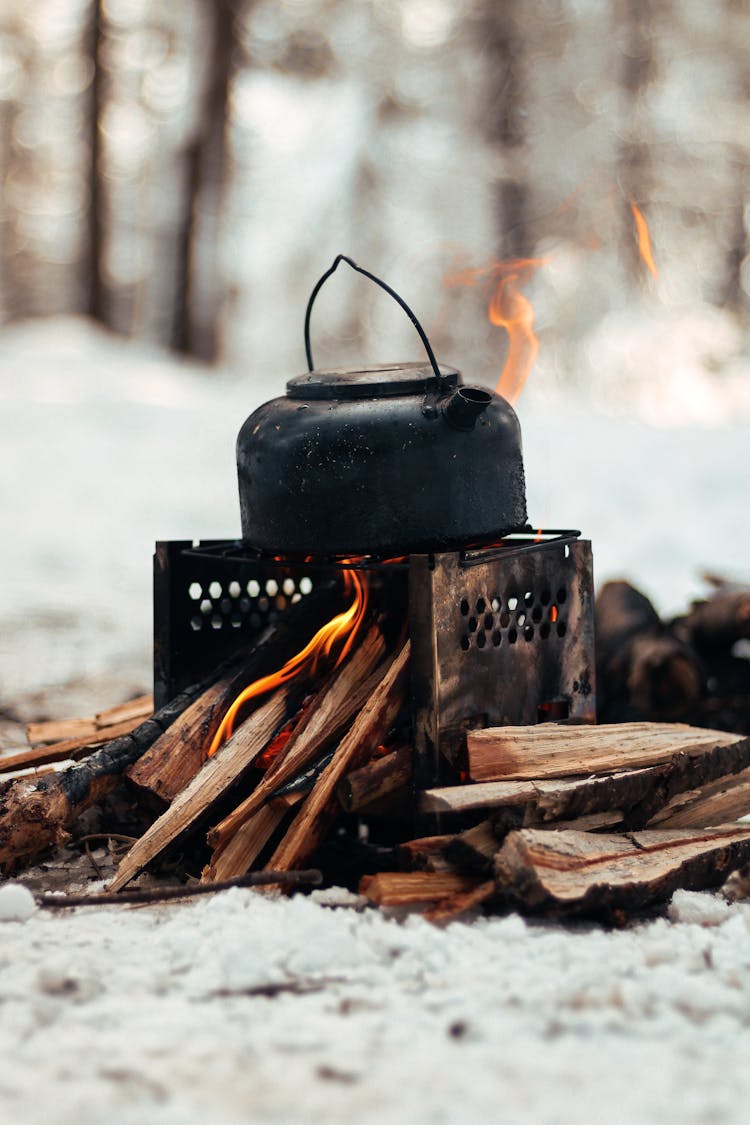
[1,0,749,418]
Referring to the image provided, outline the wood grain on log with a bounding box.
[494,825,750,917]
[467,722,740,782]
[673,591,750,652]
[109,689,289,892]
[264,642,410,874]
[1,717,145,773]
[202,804,286,883]
[26,694,153,746]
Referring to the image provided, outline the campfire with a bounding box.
[2,255,750,923]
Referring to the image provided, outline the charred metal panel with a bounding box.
[410,534,596,788]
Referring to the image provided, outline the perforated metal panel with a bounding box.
[409,533,596,787]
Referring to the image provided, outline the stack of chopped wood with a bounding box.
[0,576,748,923]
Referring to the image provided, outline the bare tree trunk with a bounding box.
[172,0,236,358]
[478,0,530,260]
[86,0,105,323]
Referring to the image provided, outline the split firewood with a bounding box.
[423,734,750,831]
[205,625,387,861]
[26,694,153,747]
[596,580,703,721]
[494,825,750,918]
[0,670,235,874]
[109,688,289,892]
[672,590,750,653]
[262,642,410,875]
[398,833,457,872]
[466,722,741,782]
[126,581,342,809]
[0,717,147,773]
[424,880,496,923]
[336,746,413,813]
[359,870,484,907]
[647,765,750,829]
[202,805,287,883]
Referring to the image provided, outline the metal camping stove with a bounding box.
[153,530,595,790]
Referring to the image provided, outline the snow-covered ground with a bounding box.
[1,317,750,1124]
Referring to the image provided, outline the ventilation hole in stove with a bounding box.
[517,612,526,627]
[228,580,242,599]
[507,596,518,611]
[524,624,534,641]
[247,579,261,598]
[220,598,231,614]
[266,579,279,596]
[258,596,270,613]
[484,613,493,630]
[200,598,212,616]
[299,576,313,595]
[210,614,223,631]
[460,598,470,616]
[524,591,534,607]
[230,613,242,628]
[540,588,551,606]
[540,622,550,639]
[468,616,477,633]
[532,606,543,623]
[500,610,510,628]
[209,581,222,599]
[557,621,567,638]
[283,578,296,596]
[190,615,202,632]
[508,628,517,644]
[460,634,470,651]
[492,629,502,647]
[476,630,486,649]
[188,582,202,601]
[291,592,302,604]
[239,597,250,613]
[557,587,567,604]
[491,596,501,612]
[476,597,486,614]
[549,605,559,623]
[275,595,287,611]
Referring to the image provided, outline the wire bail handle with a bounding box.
[304,254,445,385]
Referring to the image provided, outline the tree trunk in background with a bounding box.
[172,0,236,359]
[478,0,531,261]
[86,0,105,324]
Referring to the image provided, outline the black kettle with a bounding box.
[236,256,528,557]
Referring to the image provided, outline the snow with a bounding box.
[1,316,750,1122]
[0,881,36,922]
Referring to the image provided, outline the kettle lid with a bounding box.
[287,362,460,401]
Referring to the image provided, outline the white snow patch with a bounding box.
[0,882,37,922]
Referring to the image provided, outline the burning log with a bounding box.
[493,825,750,919]
[466,722,740,782]
[596,580,703,721]
[203,624,387,879]
[109,688,289,892]
[262,641,410,875]
[126,581,343,808]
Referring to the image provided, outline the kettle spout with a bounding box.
[443,386,492,431]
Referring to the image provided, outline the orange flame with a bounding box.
[207,570,369,758]
[446,258,548,403]
[629,201,658,278]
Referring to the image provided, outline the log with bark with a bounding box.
[596,580,703,721]
[493,825,750,919]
